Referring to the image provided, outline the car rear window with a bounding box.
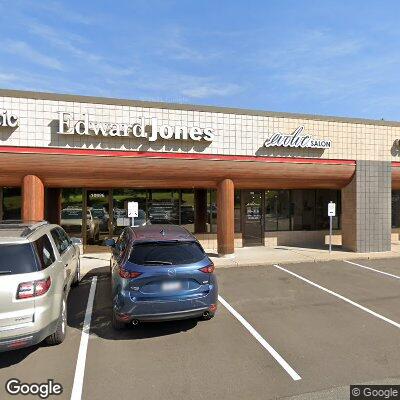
[0,243,37,275]
[128,241,205,266]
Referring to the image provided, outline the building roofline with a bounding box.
[0,88,399,127]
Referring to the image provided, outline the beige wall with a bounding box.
[1,90,400,162]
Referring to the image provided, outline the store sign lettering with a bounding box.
[0,110,18,128]
[58,112,215,142]
[264,126,331,149]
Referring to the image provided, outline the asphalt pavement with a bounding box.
[1,257,400,400]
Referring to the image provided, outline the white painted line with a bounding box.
[71,277,98,400]
[344,260,400,280]
[218,295,302,381]
[274,264,400,330]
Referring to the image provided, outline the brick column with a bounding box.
[22,175,44,221]
[342,161,391,252]
[217,179,234,255]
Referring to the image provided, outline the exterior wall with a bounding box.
[197,233,243,252]
[0,91,399,162]
[342,161,391,252]
[264,230,342,248]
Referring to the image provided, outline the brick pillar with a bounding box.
[22,175,44,221]
[342,161,391,252]
[194,189,207,233]
[217,179,234,255]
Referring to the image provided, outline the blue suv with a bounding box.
[106,225,218,329]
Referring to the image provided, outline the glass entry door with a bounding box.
[242,190,263,246]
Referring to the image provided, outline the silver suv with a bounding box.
[0,221,81,352]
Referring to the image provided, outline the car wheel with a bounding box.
[45,298,67,345]
[112,312,127,330]
[72,259,80,287]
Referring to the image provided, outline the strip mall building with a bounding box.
[0,88,399,255]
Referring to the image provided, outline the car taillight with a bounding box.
[118,267,142,279]
[199,263,215,274]
[16,277,51,299]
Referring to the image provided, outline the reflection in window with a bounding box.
[2,187,21,220]
[60,188,83,238]
[392,190,400,228]
[180,189,195,233]
[234,190,241,233]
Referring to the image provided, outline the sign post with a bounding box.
[127,201,139,227]
[328,201,336,253]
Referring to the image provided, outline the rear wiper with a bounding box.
[0,270,12,275]
[143,260,173,265]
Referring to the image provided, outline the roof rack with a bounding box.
[0,220,49,237]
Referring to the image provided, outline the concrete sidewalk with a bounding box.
[79,242,400,275]
[208,242,400,268]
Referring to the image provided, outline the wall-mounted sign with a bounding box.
[57,112,215,142]
[264,126,331,149]
[0,110,18,128]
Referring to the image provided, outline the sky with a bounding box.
[0,0,400,120]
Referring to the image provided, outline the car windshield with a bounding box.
[62,210,82,219]
[128,242,205,266]
[0,243,37,274]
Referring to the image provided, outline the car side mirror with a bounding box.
[71,237,82,245]
[104,238,116,247]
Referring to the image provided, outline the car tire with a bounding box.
[72,259,80,287]
[112,312,127,330]
[45,298,67,345]
[202,313,214,321]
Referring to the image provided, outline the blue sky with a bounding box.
[0,0,400,120]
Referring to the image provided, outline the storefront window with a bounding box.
[315,189,340,230]
[392,190,400,228]
[208,189,217,233]
[60,188,83,239]
[148,190,179,225]
[292,190,316,230]
[234,190,241,233]
[2,187,21,220]
[265,190,291,231]
[180,189,195,233]
[113,189,148,234]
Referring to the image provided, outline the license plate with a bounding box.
[161,281,182,292]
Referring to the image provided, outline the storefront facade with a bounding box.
[0,88,399,254]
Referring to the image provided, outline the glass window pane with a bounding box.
[234,190,241,233]
[208,189,217,233]
[112,189,148,235]
[265,190,278,231]
[2,187,21,220]
[292,190,316,230]
[33,234,56,269]
[181,189,195,233]
[277,190,291,231]
[148,190,179,225]
[392,190,400,228]
[315,189,340,230]
[61,189,83,239]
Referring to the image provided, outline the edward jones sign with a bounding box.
[57,112,215,142]
[264,126,331,149]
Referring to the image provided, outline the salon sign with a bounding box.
[264,126,331,149]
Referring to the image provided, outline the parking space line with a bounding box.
[71,277,98,400]
[274,264,400,330]
[218,295,302,381]
[344,260,400,280]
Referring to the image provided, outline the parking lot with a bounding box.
[1,256,400,400]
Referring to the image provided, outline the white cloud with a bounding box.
[2,40,63,70]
